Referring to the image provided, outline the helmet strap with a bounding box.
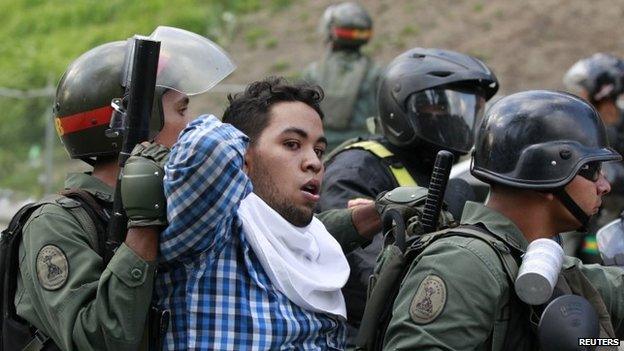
[553,188,590,231]
[80,157,97,167]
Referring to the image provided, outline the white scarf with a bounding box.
[237,192,350,319]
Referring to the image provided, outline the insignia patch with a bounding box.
[409,274,447,324]
[36,245,69,291]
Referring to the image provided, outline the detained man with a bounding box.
[154,77,358,350]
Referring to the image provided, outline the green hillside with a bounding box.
[0,0,290,195]
[3,0,624,197]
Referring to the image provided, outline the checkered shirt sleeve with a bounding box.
[160,114,252,263]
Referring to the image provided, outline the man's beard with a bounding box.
[248,161,314,227]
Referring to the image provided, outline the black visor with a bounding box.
[406,88,485,154]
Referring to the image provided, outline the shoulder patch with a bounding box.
[409,274,447,324]
[36,245,69,291]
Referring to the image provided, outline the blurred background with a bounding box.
[1,0,624,225]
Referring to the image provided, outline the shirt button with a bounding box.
[131,268,143,279]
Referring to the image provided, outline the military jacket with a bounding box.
[316,208,372,254]
[384,202,624,350]
[303,50,383,150]
[15,173,156,351]
[318,138,432,342]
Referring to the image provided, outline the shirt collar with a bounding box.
[64,173,114,203]
[460,201,529,251]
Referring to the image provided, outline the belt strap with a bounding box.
[21,330,50,351]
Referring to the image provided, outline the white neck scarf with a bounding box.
[237,192,349,318]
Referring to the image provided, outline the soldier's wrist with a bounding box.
[125,228,159,261]
[352,203,381,240]
[127,218,167,229]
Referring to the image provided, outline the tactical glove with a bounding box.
[121,142,170,228]
[374,186,428,225]
[375,186,456,237]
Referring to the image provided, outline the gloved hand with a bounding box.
[375,186,456,238]
[121,142,171,228]
[374,186,428,225]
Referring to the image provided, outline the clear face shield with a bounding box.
[406,88,485,154]
[112,26,236,138]
[148,26,236,95]
[121,26,236,96]
[596,218,624,266]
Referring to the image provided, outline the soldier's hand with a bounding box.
[121,142,170,228]
[347,197,374,209]
[374,187,428,225]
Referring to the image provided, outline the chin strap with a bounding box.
[553,188,590,231]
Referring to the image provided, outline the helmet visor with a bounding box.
[597,218,624,265]
[406,88,485,154]
[147,26,236,95]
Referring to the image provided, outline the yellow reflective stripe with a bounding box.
[390,166,417,187]
[346,141,393,158]
[345,140,417,187]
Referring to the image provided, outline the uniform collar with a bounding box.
[64,173,114,203]
[460,201,529,251]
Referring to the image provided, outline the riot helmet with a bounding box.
[377,48,498,154]
[319,2,372,49]
[471,90,621,227]
[563,53,624,104]
[54,26,235,161]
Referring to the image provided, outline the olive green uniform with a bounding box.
[303,50,382,150]
[384,202,624,350]
[15,173,155,351]
[316,207,372,254]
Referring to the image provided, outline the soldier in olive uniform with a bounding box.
[563,53,624,263]
[13,27,235,351]
[303,2,383,150]
[564,53,624,155]
[318,47,498,343]
[384,91,624,350]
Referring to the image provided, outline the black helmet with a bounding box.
[54,41,128,160]
[472,90,622,228]
[472,90,620,189]
[319,2,372,48]
[53,41,170,160]
[377,48,498,154]
[563,53,624,103]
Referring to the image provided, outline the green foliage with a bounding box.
[265,37,279,49]
[244,27,269,49]
[269,0,293,12]
[298,12,309,22]
[0,0,292,195]
[400,25,420,38]
[270,60,290,73]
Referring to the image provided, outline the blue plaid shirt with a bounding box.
[156,115,347,350]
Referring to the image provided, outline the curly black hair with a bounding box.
[222,76,324,144]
